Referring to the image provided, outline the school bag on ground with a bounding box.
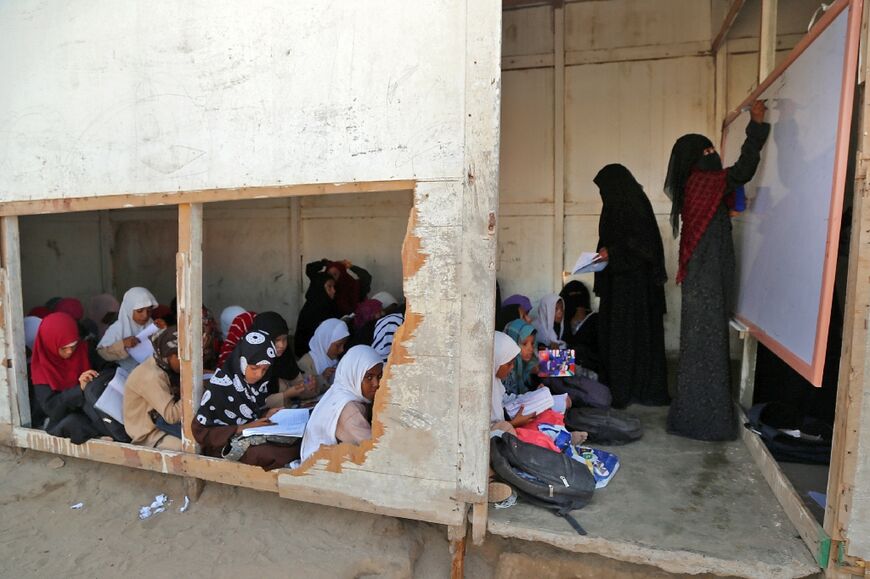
[541,375,611,409]
[564,407,642,445]
[83,367,132,443]
[489,432,595,535]
[745,402,831,465]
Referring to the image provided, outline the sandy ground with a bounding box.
[0,446,719,579]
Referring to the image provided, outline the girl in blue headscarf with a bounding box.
[503,319,538,396]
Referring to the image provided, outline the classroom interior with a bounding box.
[2,0,867,576]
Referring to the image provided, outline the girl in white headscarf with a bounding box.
[297,318,350,392]
[300,345,384,461]
[96,287,158,373]
[533,294,566,349]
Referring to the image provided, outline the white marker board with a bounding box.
[722,0,860,385]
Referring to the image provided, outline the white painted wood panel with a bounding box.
[564,56,715,209]
[0,1,466,201]
[503,6,554,57]
[500,69,555,205]
[565,0,712,52]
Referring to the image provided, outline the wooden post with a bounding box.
[448,516,468,579]
[177,203,204,500]
[758,0,778,83]
[288,197,303,333]
[714,44,728,132]
[98,211,115,296]
[1,217,31,429]
[552,2,565,291]
[455,0,500,536]
[712,0,748,54]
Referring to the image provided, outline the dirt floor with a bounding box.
[0,445,742,579]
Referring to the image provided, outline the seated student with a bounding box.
[55,297,103,369]
[371,310,404,363]
[192,330,299,470]
[86,293,120,341]
[96,287,159,373]
[492,331,585,452]
[532,294,567,349]
[30,313,100,444]
[250,312,317,408]
[560,281,600,372]
[294,272,340,357]
[496,294,532,333]
[300,345,383,461]
[306,258,372,317]
[503,319,538,396]
[217,310,256,367]
[201,305,221,371]
[123,327,183,451]
[298,319,350,392]
[219,305,246,341]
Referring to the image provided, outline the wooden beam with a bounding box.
[0,180,416,217]
[737,405,829,567]
[1,217,30,428]
[758,0,778,82]
[714,41,729,132]
[177,203,204,499]
[553,4,565,291]
[712,0,748,54]
[565,40,710,67]
[501,53,555,71]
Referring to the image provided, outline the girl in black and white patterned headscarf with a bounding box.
[195,330,276,427]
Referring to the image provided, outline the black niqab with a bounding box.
[594,164,667,285]
[252,311,301,383]
[664,133,714,237]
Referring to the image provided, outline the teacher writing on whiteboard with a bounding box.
[664,100,770,441]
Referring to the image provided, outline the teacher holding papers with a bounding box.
[593,164,669,409]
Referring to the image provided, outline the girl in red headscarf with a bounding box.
[31,313,100,444]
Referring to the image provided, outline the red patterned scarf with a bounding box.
[677,169,735,283]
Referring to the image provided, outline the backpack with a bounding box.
[745,402,832,465]
[542,375,612,409]
[83,367,132,443]
[564,407,643,445]
[490,432,595,534]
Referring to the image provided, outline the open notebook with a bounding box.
[240,408,310,438]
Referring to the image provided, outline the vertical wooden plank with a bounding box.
[1,217,31,428]
[98,211,115,295]
[289,197,303,334]
[825,0,870,566]
[0,268,12,435]
[758,0,778,83]
[177,204,204,497]
[456,0,501,514]
[715,43,729,128]
[553,4,566,291]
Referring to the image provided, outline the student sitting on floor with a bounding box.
[532,294,567,349]
[31,312,100,444]
[306,258,373,317]
[492,331,584,452]
[371,310,404,363]
[192,330,299,470]
[503,319,538,396]
[96,287,159,373]
[298,319,350,392]
[86,293,120,341]
[560,280,600,372]
[219,305,246,341]
[123,327,184,451]
[217,309,255,367]
[250,312,317,408]
[300,345,383,461]
[294,272,340,357]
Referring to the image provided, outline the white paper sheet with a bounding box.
[571,252,608,275]
[127,323,160,364]
[94,367,129,423]
[503,388,554,419]
[241,408,310,438]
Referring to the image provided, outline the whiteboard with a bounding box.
[722,1,860,385]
